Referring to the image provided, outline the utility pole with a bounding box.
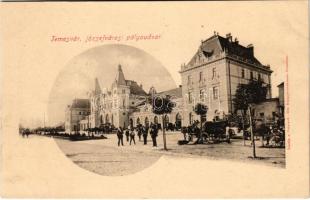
[248,106,256,158]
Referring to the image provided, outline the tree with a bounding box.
[194,103,208,143]
[151,95,175,150]
[233,79,268,158]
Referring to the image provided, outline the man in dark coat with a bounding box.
[150,125,158,147]
[125,128,130,142]
[137,126,142,141]
[142,126,148,145]
[117,127,124,146]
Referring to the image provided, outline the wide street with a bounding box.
[54,131,285,176]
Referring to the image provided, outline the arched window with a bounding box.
[100,115,103,124]
[175,113,182,129]
[105,114,109,123]
[136,117,140,126]
[164,115,169,128]
[154,116,158,124]
[145,117,149,127]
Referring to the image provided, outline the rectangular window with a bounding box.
[200,89,205,101]
[250,71,253,79]
[199,71,203,82]
[213,87,219,100]
[241,69,245,78]
[258,73,261,80]
[212,68,216,79]
[188,92,193,103]
[187,75,192,85]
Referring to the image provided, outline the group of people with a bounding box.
[116,123,159,147]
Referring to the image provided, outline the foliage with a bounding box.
[151,95,175,115]
[194,103,208,116]
[233,79,268,112]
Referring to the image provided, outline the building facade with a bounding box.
[179,32,272,124]
[89,65,148,129]
[129,86,183,129]
[65,99,91,134]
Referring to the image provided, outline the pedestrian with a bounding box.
[117,127,124,146]
[130,128,136,145]
[142,126,148,145]
[125,128,130,142]
[150,126,158,147]
[137,126,142,141]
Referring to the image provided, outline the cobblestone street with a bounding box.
[54,131,285,176]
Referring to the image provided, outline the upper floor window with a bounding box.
[212,68,216,79]
[200,89,205,101]
[187,75,192,85]
[241,69,245,78]
[250,71,253,79]
[188,92,193,103]
[258,73,261,81]
[199,71,203,82]
[213,87,219,100]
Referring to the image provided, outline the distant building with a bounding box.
[179,32,272,124]
[130,86,183,129]
[89,64,148,129]
[65,99,90,134]
[253,98,280,121]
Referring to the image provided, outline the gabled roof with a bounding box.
[187,33,263,67]
[126,80,147,96]
[217,35,261,65]
[157,87,182,99]
[71,99,90,109]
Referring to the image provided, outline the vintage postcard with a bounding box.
[0,1,309,198]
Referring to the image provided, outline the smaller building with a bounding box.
[253,98,280,122]
[79,116,91,135]
[65,99,90,134]
[129,86,183,129]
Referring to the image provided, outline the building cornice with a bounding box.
[179,53,272,74]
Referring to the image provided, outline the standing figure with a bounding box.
[142,126,148,145]
[130,128,136,145]
[125,128,130,142]
[150,125,158,147]
[117,127,124,146]
[137,126,142,141]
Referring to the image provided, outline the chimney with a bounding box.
[234,37,239,45]
[140,84,143,89]
[247,44,254,56]
[226,33,232,42]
